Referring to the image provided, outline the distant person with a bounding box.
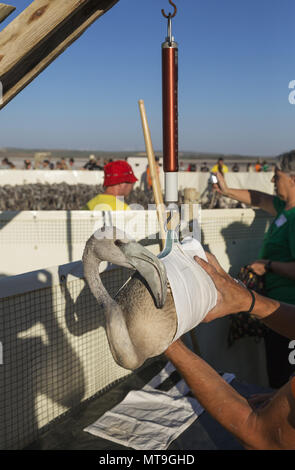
[140,165,149,192]
[1,157,15,169]
[211,158,228,176]
[24,159,32,170]
[200,162,209,172]
[55,161,63,170]
[231,163,240,172]
[42,160,50,169]
[83,160,138,211]
[255,160,262,172]
[262,161,269,172]
[187,163,197,172]
[83,155,101,171]
[60,158,68,170]
[69,158,75,169]
[247,163,254,172]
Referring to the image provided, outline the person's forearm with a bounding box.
[249,264,295,338]
[250,291,279,320]
[260,302,295,340]
[165,340,295,449]
[269,261,295,281]
[222,188,275,214]
[223,187,253,205]
[246,291,295,339]
[165,340,259,449]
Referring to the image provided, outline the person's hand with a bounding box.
[212,171,228,195]
[194,253,254,322]
[247,259,269,276]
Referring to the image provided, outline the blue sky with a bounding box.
[1,0,295,156]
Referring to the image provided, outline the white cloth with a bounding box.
[159,236,218,341]
[84,362,235,450]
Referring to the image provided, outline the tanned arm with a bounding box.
[249,260,295,281]
[165,341,295,449]
[213,171,276,215]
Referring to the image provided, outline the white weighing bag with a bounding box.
[159,235,217,341]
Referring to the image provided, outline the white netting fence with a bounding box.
[0,208,273,449]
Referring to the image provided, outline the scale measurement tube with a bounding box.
[162,32,179,203]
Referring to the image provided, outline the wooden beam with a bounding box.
[0,3,15,24]
[0,0,120,109]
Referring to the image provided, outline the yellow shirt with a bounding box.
[83,193,130,211]
[211,164,229,174]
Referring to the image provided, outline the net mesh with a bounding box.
[0,266,132,450]
[0,208,273,449]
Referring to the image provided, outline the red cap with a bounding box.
[103,160,138,187]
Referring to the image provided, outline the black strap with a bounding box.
[240,289,256,314]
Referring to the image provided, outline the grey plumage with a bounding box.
[82,228,177,370]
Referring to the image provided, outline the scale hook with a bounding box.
[161,0,177,19]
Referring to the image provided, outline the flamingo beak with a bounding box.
[117,241,167,309]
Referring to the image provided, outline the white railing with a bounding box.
[0,169,274,197]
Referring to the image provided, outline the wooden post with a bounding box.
[138,99,166,248]
[0,0,120,109]
[0,3,15,24]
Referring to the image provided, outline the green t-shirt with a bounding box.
[259,196,295,303]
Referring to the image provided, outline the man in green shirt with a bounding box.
[213,150,295,387]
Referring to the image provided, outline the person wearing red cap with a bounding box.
[83,160,138,211]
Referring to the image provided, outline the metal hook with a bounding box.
[161,0,177,19]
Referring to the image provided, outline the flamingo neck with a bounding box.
[83,251,140,369]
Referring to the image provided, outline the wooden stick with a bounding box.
[0,3,15,24]
[0,0,119,109]
[138,99,166,247]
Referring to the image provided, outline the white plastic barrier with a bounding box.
[0,210,162,277]
[0,169,275,196]
[0,208,272,278]
[160,171,274,197]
